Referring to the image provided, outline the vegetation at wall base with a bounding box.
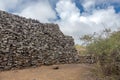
[80,28,120,80]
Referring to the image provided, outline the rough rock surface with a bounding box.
[0,10,80,71]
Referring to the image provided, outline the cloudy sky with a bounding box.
[0,0,120,44]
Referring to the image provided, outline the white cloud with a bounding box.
[82,0,96,11]
[98,0,120,3]
[56,0,120,44]
[19,1,56,23]
[0,0,57,23]
[88,7,120,28]
[56,0,80,20]
[0,3,5,10]
[0,0,19,11]
[56,0,91,44]
[81,0,120,11]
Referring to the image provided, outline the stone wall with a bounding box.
[0,10,80,71]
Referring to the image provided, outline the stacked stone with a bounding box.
[0,10,80,71]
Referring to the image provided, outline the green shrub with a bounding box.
[80,29,120,80]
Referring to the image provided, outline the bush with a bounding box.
[80,29,120,80]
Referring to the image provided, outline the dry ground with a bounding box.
[0,64,96,80]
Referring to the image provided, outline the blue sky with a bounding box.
[0,0,120,44]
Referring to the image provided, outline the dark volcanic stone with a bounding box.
[0,10,80,71]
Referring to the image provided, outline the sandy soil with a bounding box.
[0,64,96,80]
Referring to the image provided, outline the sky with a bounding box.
[0,0,120,44]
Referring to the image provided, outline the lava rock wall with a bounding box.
[0,10,79,71]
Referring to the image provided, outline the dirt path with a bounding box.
[0,64,96,80]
